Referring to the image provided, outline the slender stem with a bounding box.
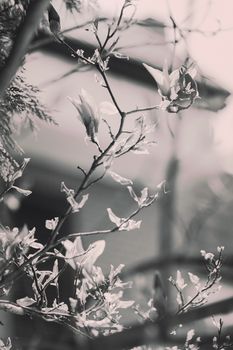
[177,266,220,314]
[126,105,160,116]
[96,65,124,116]
[29,17,108,52]
[100,0,130,53]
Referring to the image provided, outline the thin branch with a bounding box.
[81,295,233,350]
[0,0,51,97]
[29,17,108,52]
[77,165,87,177]
[102,118,115,140]
[126,105,160,116]
[82,170,106,191]
[96,65,124,116]
[0,299,89,338]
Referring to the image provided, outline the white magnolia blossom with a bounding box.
[62,236,105,272]
[68,89,100,142]
[143,60,198,112]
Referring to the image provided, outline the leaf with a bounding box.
[107,208,121,226]
[139,187,149,206]
[82,240,106,271]
[10,158,30,183]
[67,194,89,213]
[61,182,88,213]
[0,337,12,350]
[109,171,133,185]
[186,329,195,343]
[54,303,69,314]
[60,182,75,196]
[77,281,88,304]
[143,63,164,86]
[111,52,129,60]
[120,219,141,231]
[176,292,182,306]
[188,272,200,285]
[48,4,61,35]
[49,260,59,286]
[37,270,53,286]
[63,237,105,271]
[157,180,166,190]
[107,208,141,231]
[176,270,187,290]
[30,242,43,250]
[11,186,32,196]
[127,186,139,203]
[45,217,59,230]
[16,297,36,307]
[66,195,80,212]
[77,194,89,209]
[63,237,84,269]
[110,264,125,278]
[69,297,78,313]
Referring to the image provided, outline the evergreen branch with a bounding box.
[0,0,51,97]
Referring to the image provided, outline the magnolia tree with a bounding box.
[0,1,231,349]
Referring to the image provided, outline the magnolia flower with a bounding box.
[62,237,105,272]
[143,60,176,98]
[68,89,99,142]
[143,61,198,112]
[0,226,42,261]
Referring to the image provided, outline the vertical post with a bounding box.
[157,154,179,338]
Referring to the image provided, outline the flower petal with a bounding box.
[109,171,133,185]
[143,63,164,86]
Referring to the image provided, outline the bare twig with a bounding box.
[126,105,160,116]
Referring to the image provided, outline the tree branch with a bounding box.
[0,0,51,97]
[82,295,233,350]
